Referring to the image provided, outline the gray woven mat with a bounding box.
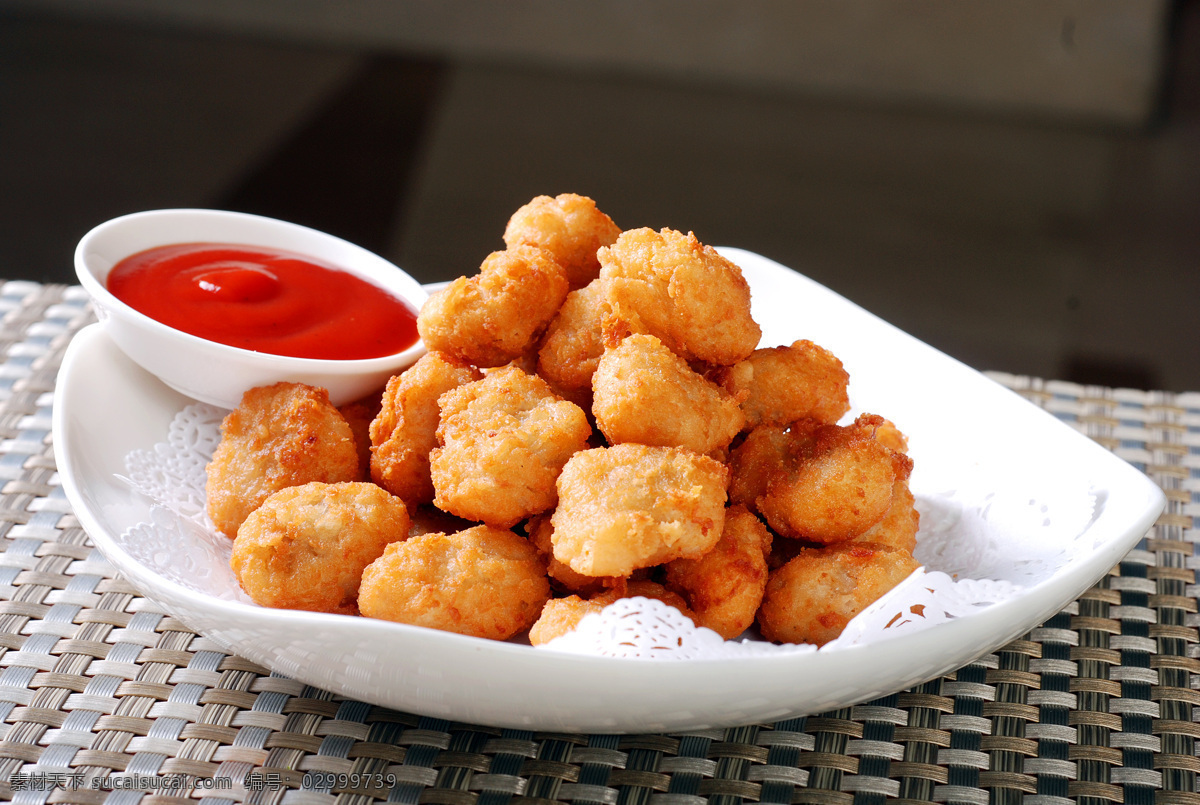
[0,283,1194,805]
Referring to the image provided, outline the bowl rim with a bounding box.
[74,208,428,370]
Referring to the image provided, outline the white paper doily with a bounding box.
[120,404,1101,659]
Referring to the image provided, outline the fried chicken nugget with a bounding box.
[714,339,850,428]
[358,525,550,641]
[852,477,919,553]
[551,443,729,577]
[431,366,591,528]
[592,334,745,457]
[536,279,608,407]
[503,193,621,289]
[528,581,694,646]
[874,418,909,454]
[757,415,909,543]
[757,542,919,646]
[850,417,918,550]
[526,514,615,597]
[230,481,409,615]
[663,505,772,639]
[206,382,361,539]
[728,423,796,510]
[599,228,760,366]
[369,352,483,505]
[417,245,570,367]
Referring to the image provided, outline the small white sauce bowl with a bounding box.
[75,209,428,409]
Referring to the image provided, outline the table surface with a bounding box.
[0,282,1195,805]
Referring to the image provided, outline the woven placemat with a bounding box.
[0,282,1194,805]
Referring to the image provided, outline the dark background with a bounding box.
[3,2,1198,390]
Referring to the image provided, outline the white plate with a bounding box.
[52,248,1165,732]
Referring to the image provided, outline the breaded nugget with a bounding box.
[874,418,909,454]
[358,525,550,641]
[526,515,614,597]
[551,443,729,577]
[230,481,409,615]
[599,228,760,366]
[727,423,799,510]
[536,279,608,407]
[528,581,694,646]
[503,193,621,289]
[431,366,591,527]
[757,415,906,543]
[339,393,382,479]
[592,334,745,457]
[528,597,602,646]
[206,382,361,539]
[417,245,569,367]
[369,352,482,505]
[733,415,913,547]
[715,339,850,428]
[663,505,772,639]
[757,542,919,645]
[852,479,919,553]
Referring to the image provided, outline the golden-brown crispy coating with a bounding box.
[757,415,906,543]
[358,525,550,640]
[528,596,600,646]
[536,279,608,406]
[715,339,850,428]
[663,505,772,639]
[417,245,570,367]
[339,394,382,479]
[852,479,919,553]
[757,542,919,645]
[206,382,361,539]
[874,418,909,454]
[526,514,615,597]
[727,423,796,510]
[431,366,591,528]
[592,334,745,457]
[731,414,913,548]
[551,443,729,577]
[528,581,695,646]
[503,193,621,289]
[369,352,483,505]
[212,200,926,648]
[598,228,760,366]
[230,481,409,615]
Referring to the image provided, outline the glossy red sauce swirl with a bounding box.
[106,243,419,360]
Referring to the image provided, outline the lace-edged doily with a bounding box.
[120,404,254,606]
[122,402,223,529]
[119,404,1102,659]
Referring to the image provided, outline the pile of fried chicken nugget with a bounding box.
[207,194,920,648]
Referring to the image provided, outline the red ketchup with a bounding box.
[106,243,419,360]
